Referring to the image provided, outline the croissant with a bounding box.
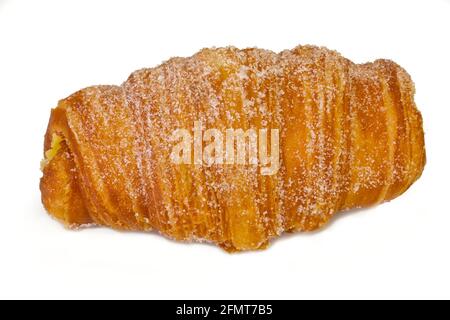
[40,45,425,252]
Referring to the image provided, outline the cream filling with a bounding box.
[40,133,63,170]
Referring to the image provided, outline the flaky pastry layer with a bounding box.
[40,46,426,251]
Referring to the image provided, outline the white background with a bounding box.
[0,0,449,300]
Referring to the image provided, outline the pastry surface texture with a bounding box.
[40,45,426,251]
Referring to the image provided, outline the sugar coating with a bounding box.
[41,45,426,252]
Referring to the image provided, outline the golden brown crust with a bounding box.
[40,45,426,251]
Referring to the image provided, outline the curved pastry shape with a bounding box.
[40,45,426,251]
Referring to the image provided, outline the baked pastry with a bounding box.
[40,45,426,251]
